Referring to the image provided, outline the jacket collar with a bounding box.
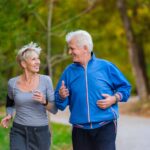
[73,52,96,67]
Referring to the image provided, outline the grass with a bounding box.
[0,116,72,150]
[50,123,72,150]
[0,125,10,150]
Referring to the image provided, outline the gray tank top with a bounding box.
[6,75,57,126]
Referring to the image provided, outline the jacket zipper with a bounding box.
[84,66,91,127]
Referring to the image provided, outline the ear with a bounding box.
[83,45,89,53]
[20,60,27,69]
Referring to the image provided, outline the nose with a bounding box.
[36,59,40,64]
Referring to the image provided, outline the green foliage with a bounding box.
[0,116,10,150]
[51,123,72,150]
[0,0,150,96]
[0,126,10,150]
[0,76,7,105]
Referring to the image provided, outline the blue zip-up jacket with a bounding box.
[55,54,131,128]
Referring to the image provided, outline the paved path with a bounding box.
[116,115,150,150]
[51,108,150,150]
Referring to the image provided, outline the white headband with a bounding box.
[19,42,42,55]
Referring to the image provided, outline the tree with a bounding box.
[34,0,101,78]
[117,0,150,101]
[0,0,150,104]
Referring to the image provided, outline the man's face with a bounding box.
[68,38,85,64]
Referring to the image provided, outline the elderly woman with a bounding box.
[1,42,57,150]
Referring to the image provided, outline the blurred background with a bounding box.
[0,0,150,149]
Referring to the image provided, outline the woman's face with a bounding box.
[22,52,40,73]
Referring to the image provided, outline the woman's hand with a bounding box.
[32,90,47,105]
[1,114,12,128]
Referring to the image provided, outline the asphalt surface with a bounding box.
[116,115,150,150]
[51,108,150,150]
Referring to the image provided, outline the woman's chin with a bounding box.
[32,69,39,73]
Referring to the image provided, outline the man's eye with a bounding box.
[32,58,36,60]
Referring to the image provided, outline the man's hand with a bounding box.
[59,80,69,99]
[97,94,116,109]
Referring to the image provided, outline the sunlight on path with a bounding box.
[50,107,70,125]
[50,107,150,150]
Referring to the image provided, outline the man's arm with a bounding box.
[108,62,132,102]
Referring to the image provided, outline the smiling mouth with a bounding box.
[34,66,40,69]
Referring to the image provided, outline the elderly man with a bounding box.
[55,30,131,150]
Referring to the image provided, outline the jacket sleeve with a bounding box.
[108,63,132,102]
[55,71,69,111]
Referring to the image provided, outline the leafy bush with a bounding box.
[0,76,7,105]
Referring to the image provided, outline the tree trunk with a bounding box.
[117,0,149,101]
[47,0,54,77]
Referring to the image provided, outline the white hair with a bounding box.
[16,42,42,64]
[66,30,93,52]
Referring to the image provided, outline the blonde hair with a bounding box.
[16,42,42,65]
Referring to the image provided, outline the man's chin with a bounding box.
[73,61,80,64]
[72,57,80,63]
